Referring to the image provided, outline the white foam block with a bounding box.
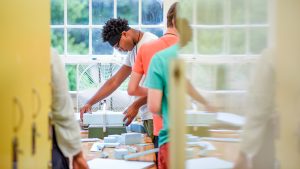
[114,148,129,159]
[186,110,217,126]
[83,110,125,126]
[120,133,142,145]
[187,135,200,142]
[104,136,118,143]
[108,135,122,142]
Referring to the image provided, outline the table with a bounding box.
[81,129,240,169]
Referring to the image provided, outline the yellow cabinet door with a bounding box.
[0,0,51,169]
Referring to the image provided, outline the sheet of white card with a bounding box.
[216,112,245,127]
[88,158,154,169]
[186,157,233,169]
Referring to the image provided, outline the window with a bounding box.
[179,0,269,91]
[51,0,163,91]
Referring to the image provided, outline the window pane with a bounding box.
[178,0,194,24]
[117,0,138,25]
[197,29,224,54]
[92,0,114,25]
[187,63,216,90]
[51,0,64,25]
[65,64,77,91]
[142,0,163,25]
[68,0,89,25]
[216,63,252,90]
[67,29,89,55]
[188,63,252,91]
[229,29,246,54]
[249,0,268,24]
[51,28,64,54]
[249,28,267,54]
[77,63,132,111]
[142,28,163,37]
[92,29,113,55]
[196,0,224,25]
[230,0,245,24]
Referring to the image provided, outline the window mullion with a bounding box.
[64,0,67,58]
[139,0,142,30]
[193,0,197,56]
[223,0,230,55]
[89,0,92,57]
[245,0,250,56]
[114,0,117,18]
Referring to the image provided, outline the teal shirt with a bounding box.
[145,44,179,147]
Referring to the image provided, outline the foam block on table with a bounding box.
[119,133,142,145]
[114,148,129,159]
[187,135,200,142]
[104,136,118,143]
[83,110,125,126]
[186,110,217,126]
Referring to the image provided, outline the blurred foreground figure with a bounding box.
[51,49,88,169]
[234,49,277,169]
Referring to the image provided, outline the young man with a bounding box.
[80,18,158,139]
[127,2,178,154]
[145,18,216,169]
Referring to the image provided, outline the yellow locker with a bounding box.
[0,0,51,169]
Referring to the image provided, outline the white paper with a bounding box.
[201,137,240,142]
[216,112,245,127]
[186,141,216,151]
[88,158,154,169]
[90,142,120,152]
[186,157,233,169]
[81,138,100,142]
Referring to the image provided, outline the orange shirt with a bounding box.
[133,30,178,136]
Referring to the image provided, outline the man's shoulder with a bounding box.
[139,38,165,50]
[154,44,178,59]
[143,32,158,41]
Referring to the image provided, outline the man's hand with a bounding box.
[204,103,218,113]
[80,103,92,120]
[73,151,89,169]
[123,103,139,126]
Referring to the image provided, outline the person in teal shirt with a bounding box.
[145,18,216,169]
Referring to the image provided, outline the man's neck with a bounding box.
[165,27,178,36]
[130,29,144,44]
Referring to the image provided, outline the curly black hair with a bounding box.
[102,18,130,43]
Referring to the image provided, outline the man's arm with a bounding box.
[186,80,217,112]
[147,88,163,114]
[123,96,147,126]
[127,72,148,96]
[73,151,89,169]
[80,65,131,119]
